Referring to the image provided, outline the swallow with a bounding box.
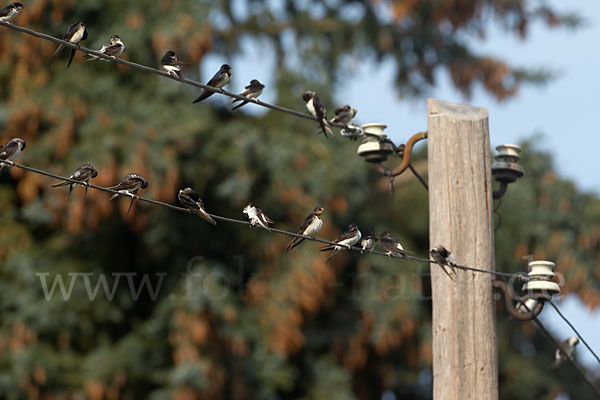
[86,35,125,61]
[320,223,362,263]
[360,236,377,254]
[178,187,216,225]
[243,202,274,231]
[159,50,188,81]
[330,105,357,125]
[303,91,333,138]
[0,137,25,174]
[232,79,265,111]
[430,244,457,280]
[340,124,365,141]
[379,232,412,258]
[548,336,579,370]
[285,206,325,252]
[192,64,232,103]
[107,173,148,215]
[50,21,88,68]
[51,162,98,196]
[0,2,23,24]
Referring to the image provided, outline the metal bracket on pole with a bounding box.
[364,130,429,177]
[493,260,560,321]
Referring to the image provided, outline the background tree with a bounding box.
[0,1,594,399]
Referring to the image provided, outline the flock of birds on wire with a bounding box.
[0,3,585,371]
[0,4,433,266]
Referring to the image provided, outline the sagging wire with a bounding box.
[492,283,600,397]
[407,163,428,191]
[534,317,600,398]
[547,300,600,368]
[0,159,525,281]
[0,20,350,130]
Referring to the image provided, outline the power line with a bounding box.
[0,20,350,129]
[0,159,406,255]
[8,158,596,398]
[533,317,600,398]
[6,15,596,399]
[407,163,428,191]
[519,301,600,397]
[547,300,600,367]
[0,21,525,280]
[0,159,524,281]
[0,21,433,196]
[454,263,522,280]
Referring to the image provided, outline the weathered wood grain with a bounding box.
[428,98,498,400]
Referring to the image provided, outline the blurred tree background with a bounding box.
[0,1,597,399]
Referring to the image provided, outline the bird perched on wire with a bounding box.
[86,34,125,61]
[430,244,457,279]
[178,187,216,225]
[192,64,232,103]
[360,236,377,254]
[548,336,579,370]
[320,223,362,263]
[285,206,324,252]
[107,173,148,215]
[0,138,25,174]
[159,50,188,81]
[330,105,357,125]
[359,227,377,254]
[51,162,98,196]
[232,79,265,111]
[50,21,88,68]
[379,232,412,258]
[303,91,333,138]
[243,202,274,231]
[0,2,23,24]
[340,124,365,141]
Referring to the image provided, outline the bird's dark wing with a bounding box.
[179,192,200,210]
[0,5,13,17]
[63,23,79,40]
[320,230,356,252]
[192,89,213,103]
[50,180,71,188]
[49,45,65,63]
[312,95,326,120]
[334,229,357,243]
[232,101,248,111]
[312,94,333,137]
[380,238,397,251]
[297,213,316,234]
[193,71,225,102]
[108,178,137,192]
[205,71,223,87]
[71,167,89,181]
[66,48,76,68]
[0,141,18,159]
[285,213,316,252]
[257,210,274,226]
[285,236,304,252]
[103,43,123,56]
[192,201,217,225]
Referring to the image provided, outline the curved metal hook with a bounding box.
[493,279,544,321]
[374,131,428,177]
[493,181,509,199]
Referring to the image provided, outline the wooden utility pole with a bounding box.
[428,99,498,399]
